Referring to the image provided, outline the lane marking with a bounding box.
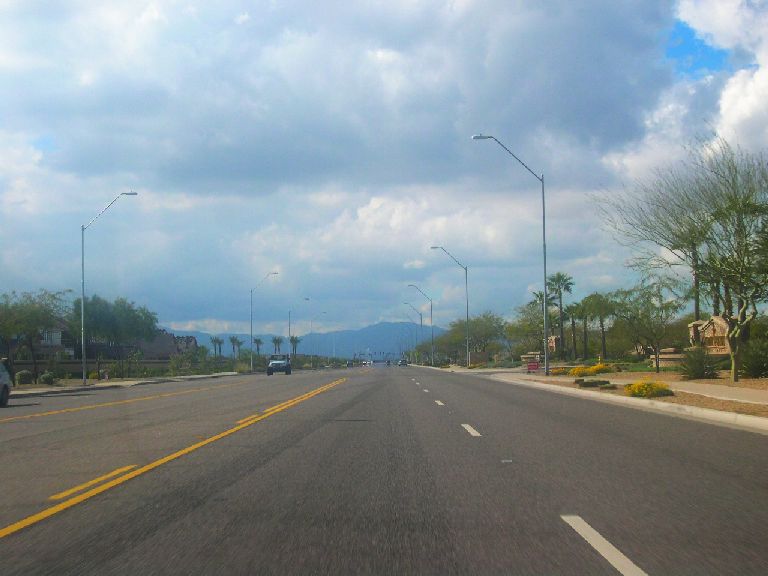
[434,400,444,406]
[0,378,347,540]
[0,381,247,424]
[236,379,341,424]
[561,515,648,576]
[461,424,482,437]
[501,459,514,463]
[423,389,429,393]
[49,465,137,501]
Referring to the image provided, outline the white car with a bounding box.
[0,360,11,408]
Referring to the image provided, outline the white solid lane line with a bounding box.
[561,515,648,576]
[434,400,445,406]
[461,424,481,437]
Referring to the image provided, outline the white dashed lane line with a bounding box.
[561,515,648,576]
[423,389,429,393]
[434,400,444,406]
[461,424,482,437]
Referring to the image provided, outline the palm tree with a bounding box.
[583,292,614,362]
[576,298,594,360]
[289,335,301,356]
[548,272,574,360]
[253,337,263,357]
[563,303,580,361]
[228,335,243,359]
[210,336,223,357]
[271,336,283,354]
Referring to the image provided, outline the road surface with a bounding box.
[1,365,766,574]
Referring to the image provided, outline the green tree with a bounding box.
[228,335,243,358]
[253,337,263,356]
[210,336,223,357]
[605,138,768,380]
[547,272,574,360]
[272,336,283,354]
[611,277,685,372]
[9,290,70,382]
[505,300,545,358]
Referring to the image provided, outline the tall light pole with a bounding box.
[431,245,470,367]
[250,271,278,372]
[472,133,549,375]
[404,302,423,364]
[81,191,138,385]
[408,284,434,366]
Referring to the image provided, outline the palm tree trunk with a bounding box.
[558,293,565,360]
[570,317,577,361]
[582,317,588,360]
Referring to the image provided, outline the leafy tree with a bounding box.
[505,301,545,358]
[6,290,69,382]
[611,277,685,372]
[466,312,506,353]
[547,272,574,359]
[605,138,768,380]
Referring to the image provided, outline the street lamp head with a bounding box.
[430,246,441,250]
[270,271,279,276]
[122,191,139,196]
[471,134,492,140]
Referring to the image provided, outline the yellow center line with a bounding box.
[236,380,341,424]
[0,381,247,424]
[49,465,137,501]
[0,377,347,540]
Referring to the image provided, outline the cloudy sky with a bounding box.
[2,0,767,336]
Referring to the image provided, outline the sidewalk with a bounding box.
[9,372,239,399]
[443,367,768,405]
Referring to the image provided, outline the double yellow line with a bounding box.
[0,377,347,539]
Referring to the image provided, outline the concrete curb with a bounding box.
[484,374,768,436]
[10,372,240,399]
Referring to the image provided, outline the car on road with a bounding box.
[267,354,292,376]
[397,359,407,366]
[0,359,11,408]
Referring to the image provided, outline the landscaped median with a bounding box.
[484,370,768,433]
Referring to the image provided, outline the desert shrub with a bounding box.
[599,382,617,390]
[741,339,768,378]
[569,366,591,377]
[624,381,674,398]
[680,347,718,380]
[39,371,56,385]
[15,370,33,385]
[587,363,613,375]
[576,379,610,388]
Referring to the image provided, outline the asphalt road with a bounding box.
[1,365,766,575]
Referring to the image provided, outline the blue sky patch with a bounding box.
[666,20,730,77]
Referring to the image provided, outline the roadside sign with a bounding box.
[527,361,540,372]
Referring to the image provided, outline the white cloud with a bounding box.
[235,12,250,25]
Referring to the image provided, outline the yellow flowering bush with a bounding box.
[624,381,674,398]
[568,366,591,377]
[550,367,568,376]
[587,363,613,375]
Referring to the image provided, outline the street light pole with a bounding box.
[81,191,138,385]
[472,134,549,376]
[250,271,278,372]
[404,302,423,364]
[431,246,470,367]
[408,284,434,366]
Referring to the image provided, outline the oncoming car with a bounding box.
[0,359,11,408]
[267,354,292,376]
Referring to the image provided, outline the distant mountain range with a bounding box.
[165,321,446,360]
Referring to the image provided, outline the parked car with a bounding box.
[0,359,11,408]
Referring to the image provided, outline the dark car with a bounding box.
[267,355,292,376]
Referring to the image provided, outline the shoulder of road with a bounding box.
[422,365,768,435]
[9,372,240,398]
